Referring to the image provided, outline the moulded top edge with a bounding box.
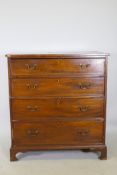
[5,52,109,59]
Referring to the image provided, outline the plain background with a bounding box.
[0,0,117,175]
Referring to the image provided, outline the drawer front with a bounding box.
[13,121,104,145]
[12,98,104,120]
[9,59,105,76]
[11,78,104,97]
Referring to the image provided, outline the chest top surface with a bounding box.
[6,52,109,59]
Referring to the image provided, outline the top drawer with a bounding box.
[9,59,105,77]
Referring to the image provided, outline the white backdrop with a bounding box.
[0,0,117,152]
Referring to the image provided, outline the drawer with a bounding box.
[13,121,104,146]
[11,98,104,120]
[9,59,105,76]
[11,77,104,97]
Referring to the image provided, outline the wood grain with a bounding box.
[11,77,104,97]
[11,98,104,120]
[9,59,104,76]
[13,120,104,145]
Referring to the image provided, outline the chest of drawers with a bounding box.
[7,53,108,161]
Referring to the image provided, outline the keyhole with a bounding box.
[56,97,62,106]
[57,79,61,86]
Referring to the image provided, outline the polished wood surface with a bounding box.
[11,98,104,120]
[13,121,104,145]
[7,53,108,161]
[11,77,104,97]
[9,59,104,76]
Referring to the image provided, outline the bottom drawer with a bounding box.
[13,120,104,146]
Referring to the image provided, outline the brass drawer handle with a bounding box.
[27,105,39,111]
[79,83,91,90]
[79,106,88,112]
[26,83,38,89]
[77,129,89,136]
[27,129,39,136]
[25,64,38,70]
[79,64,90,69]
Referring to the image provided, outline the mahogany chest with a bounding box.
[6,53,108,161]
